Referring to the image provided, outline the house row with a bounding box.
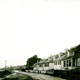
[33,51,80,73]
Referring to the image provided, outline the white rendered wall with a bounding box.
[49,63,54,69]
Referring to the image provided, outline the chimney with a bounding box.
[43,58,45,61]
[59,53,61,58]
[53,55,55,60]
[67,52,70,57]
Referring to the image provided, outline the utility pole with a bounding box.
[5,60,7,70]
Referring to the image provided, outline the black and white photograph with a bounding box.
[0,0,80,80]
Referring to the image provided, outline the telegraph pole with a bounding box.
[5,60,7,70]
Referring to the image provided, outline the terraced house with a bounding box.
[62,51,80,70]
[33,53,68,73]
[33,55,54,73]
[33,45,80,74]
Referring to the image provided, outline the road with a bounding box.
[2,70,34,80]
[3,70,67,80]
[18,71,67,80]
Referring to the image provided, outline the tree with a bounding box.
[26,55,42,70]
[69,44,80,56]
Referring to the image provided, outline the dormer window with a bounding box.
[71,53,73,56]
[68,52,75,56]
[55,54,59,59]
[70,52,75,56]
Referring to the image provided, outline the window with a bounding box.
[73,59,75,67]
[45,63,46,67]
[56,61,57,65]
[58,61,59,65]
[73,52,75,56]
[78,58,80,61]
[69,60,71,66]
[55,54,59,59]
[47,63,49,67]
[77,58,80,66]
[39,64,43,67]
[54,61,57,65]
[70,52,74,56]
[58,61,61,65]
[64,61,65,67]
[60,60,61,65]
[34,65,36,67]
[45,63,49,67]
[54,62,55,65]
[64,59,72,67]
[67,60,68,67]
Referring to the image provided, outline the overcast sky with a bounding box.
[0,0,80,68]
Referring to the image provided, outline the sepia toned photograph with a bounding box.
[0,0,80,80]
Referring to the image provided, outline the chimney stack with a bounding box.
[67,52,70,57]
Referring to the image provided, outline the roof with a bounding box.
[63,55,80,60]
[33,59,47,67]
[63,56,74,60]
[39,59,46,63]
[44,57,54,63]
[49,59,54,63]
[33,62,40,66]
[54,54,67,61]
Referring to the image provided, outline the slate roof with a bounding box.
[54,54,67,61]
[63,54,80,60]
[44,57,54,63]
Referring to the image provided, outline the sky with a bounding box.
[0,0,80,68]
